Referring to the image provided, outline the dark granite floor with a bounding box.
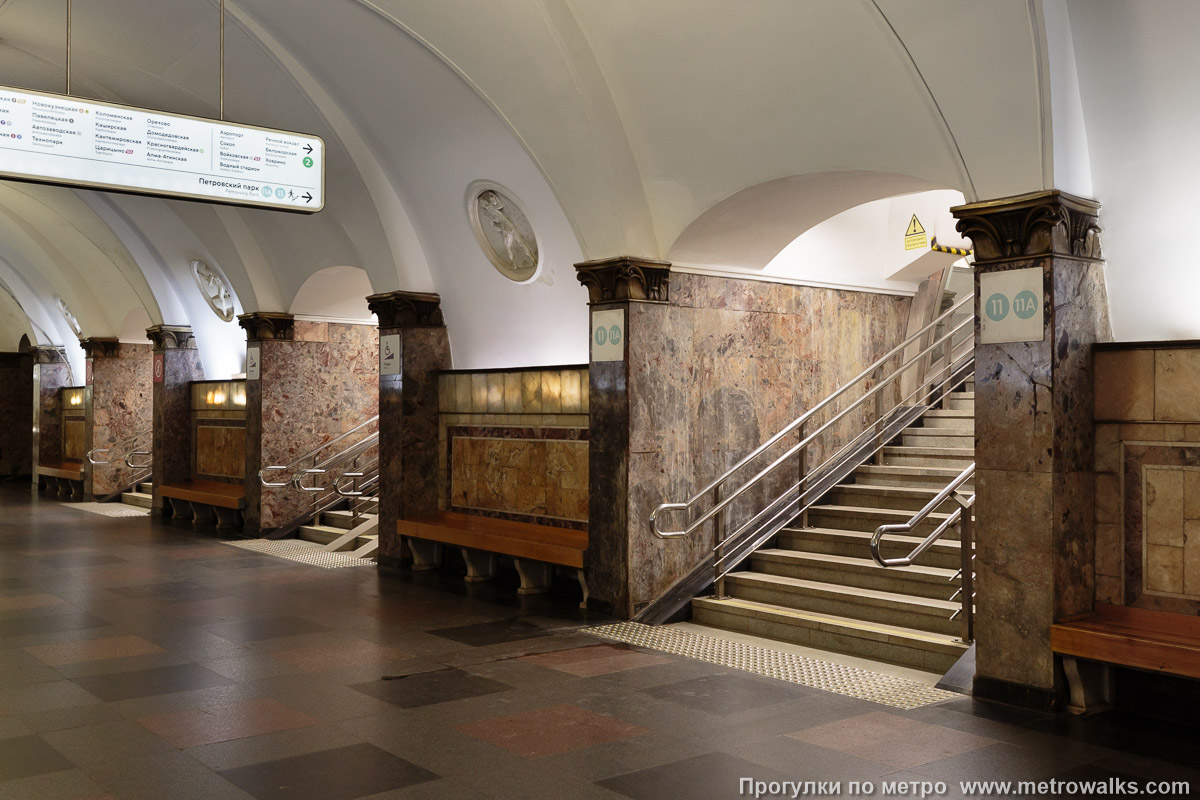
[0,483,1198,799]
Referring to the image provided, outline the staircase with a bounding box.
[297,497,380,559]
[121,481,154,509]
[692,380,974,673]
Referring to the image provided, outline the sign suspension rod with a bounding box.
[65,0,71,96]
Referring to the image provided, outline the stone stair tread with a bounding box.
[692,596,967,652]
[123,491,153,500]
[725,571,960,612]
[881,445,974,456]
[834,483,972,498]
[754,548,960,579]
[301,524,346,535]
[856,465,970,477]
[809,504,954,520]
[923,409,973,417]
[782,526,963,551]
[903,427,973,436]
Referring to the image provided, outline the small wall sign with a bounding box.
[380,334,400,376]
[246,346,261,381]
[153,353,164,384]
[980,267,1044,344]
[591,309,625,362]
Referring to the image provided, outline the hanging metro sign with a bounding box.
[0,85,324,213]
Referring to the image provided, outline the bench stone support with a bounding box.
[167,497,193,520]
[577,569,589,609]
[1061,656,1113,715]
[514,559,552,595]
[407,538,441,570]
[461,548,497,583]
[191,503,216,524]
[214,507,242,530]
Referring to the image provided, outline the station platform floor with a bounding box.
[0,482,1197,799]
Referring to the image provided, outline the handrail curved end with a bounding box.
[650,502,691,539]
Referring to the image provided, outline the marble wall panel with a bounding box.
[0,353,33,476]
[153,347,204,512]
[62,417,86,461]
[1155,350,1200,421]
[87,343,153,496]
[196,425,247,479]
[1094,350,1155,421]
[251,323,378,532]
[34,363,71,469]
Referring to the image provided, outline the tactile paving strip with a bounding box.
[66,502,151,518]
[224,539,376,569]
[587,621,959,710]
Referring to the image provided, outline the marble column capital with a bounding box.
[30,345,68,364]
[366,291,445,329]
[145,325,197,351]
[574,256,671,305]
[952,190,1102,266]
[80,337,121,359]
[238,312,295,342]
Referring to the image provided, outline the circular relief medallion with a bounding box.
[54,296,82,336]
[467,183,540,282]
[192,260,236,322]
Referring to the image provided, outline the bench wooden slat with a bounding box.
[399,511,586,568]
[159,480,245,509]
[1050,603,1200,680]
[36,462,84,480]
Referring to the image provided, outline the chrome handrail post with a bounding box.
[797,422,809,528]
[955,490,975,644]
[713,484,726,598]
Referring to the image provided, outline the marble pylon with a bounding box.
[240,313,379,534]
[30,345,72,482]
[147,326,203,514]
[0,350,34,477]
[366,291,451,568]
[82,338,152,497]
[952,190,1112,710]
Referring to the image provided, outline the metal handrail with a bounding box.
[651,292,972,529]
[259,415,379,487]
[869,463,975,567]
[87,428,151,466]
[126,451,152,469]
[293,433,379,492]
[651,308,973,539]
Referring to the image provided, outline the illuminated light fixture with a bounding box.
[193,379,247,411]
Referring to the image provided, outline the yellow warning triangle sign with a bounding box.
[905,215,925,237]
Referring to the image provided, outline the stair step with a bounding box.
[944,396,974,412]
[722,571,963,636]
[853,464,974,489]
[921,410,974,430]
[749,549,959,599]
[807,504,954,535]
[120,491,153,509]
[692,596,966,673]
[319,509,376,530]
[778,527,965,570]
[879,446,975,469]
[901,429,974,449]
[138,482,154,493]
[298,524,374,549]
[827,484,971,513]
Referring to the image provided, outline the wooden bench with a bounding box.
[1050,603,1200,713]
[159,480,245,529]
[36,462,85,498]
[398,511,589,607]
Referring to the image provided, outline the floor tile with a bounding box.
[0,679,100,715]
[788,710,995,769]
[640,673,810,716]
[25,635,166,666]
[597,752,794,800]
[269,640,409,672]
[84,750,255,800]
[0,767,109,800]
[456,704,649,759]
[206,617,332,643]
[0,594,66,612]
[350,669,515,709]
[71,663,233,702]
[38,554,126,568]
[137,698,320,749]
[521,645,672,677]
[107,582,226,601]
[426,619,553,647]
[0,734,75,782]
[0,612,110,639]
[40,719,176,766]
[218,742,438,800]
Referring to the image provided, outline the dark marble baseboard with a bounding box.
[973,675,1060,712]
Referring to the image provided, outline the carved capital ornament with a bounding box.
[80,337,120,359]
[366,291,445,328]
[574,256,671,304]
[145,325,197,351]
[237,312,295,341]
[951,190,1102,265]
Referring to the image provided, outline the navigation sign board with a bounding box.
[380,334,400,376]
[980,267,1044,344]
[0,85,324,213]
[246,346,261,381]
[591,309,625,362]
